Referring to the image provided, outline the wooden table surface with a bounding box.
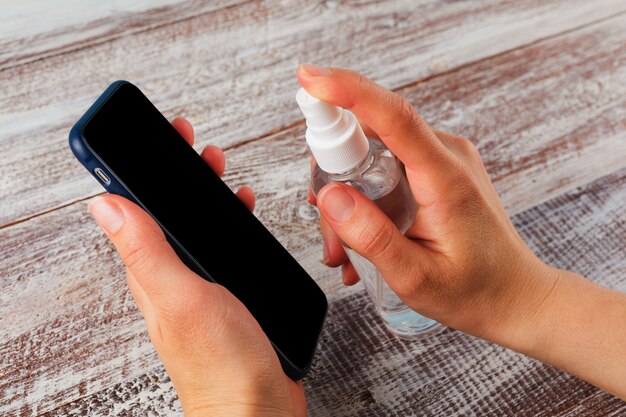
[1,1,625,415]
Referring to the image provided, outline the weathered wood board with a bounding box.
[30,169,626,416]
[0,0,246,70]
[2,0,625,415]
[2,0,625,227]
[220,14,626,223]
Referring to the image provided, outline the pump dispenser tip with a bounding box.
[296,88,342,129]
[296,88,370,174]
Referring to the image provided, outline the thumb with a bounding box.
[88,194,201,307]
[317,183,429,297]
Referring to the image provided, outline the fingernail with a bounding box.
[320,185,355,223]
[88,196,124,234]
[299,63,332,77]
[322,242,330,265]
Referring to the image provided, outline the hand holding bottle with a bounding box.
[298,64,626,399]
[298,64,553,340]
[297,83,445,336]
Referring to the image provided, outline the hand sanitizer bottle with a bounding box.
[296,88,444,338]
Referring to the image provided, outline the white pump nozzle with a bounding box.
[296,88,342,129]
[296,88,369,174]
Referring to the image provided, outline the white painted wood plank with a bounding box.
[2,2,626,415]
[1,0,625,226]
[0,0,246,69]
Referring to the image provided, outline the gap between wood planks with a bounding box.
[2,9,624,232]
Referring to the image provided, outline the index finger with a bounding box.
[297,65,452,173]
[172,117,194,146]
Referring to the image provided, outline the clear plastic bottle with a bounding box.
[297,88,444,338]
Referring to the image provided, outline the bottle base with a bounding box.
[380,309,447,340]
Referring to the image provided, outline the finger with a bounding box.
[88,194,202,307]
[432,129,507,220]
[307,186,316,206]
[172,117,194,146]
[297,65,452,173]
[308,156,318,205]
[341,261,360,286]
[433,129,473,159]
[432,129,493,190]
[320,215,348,267]
[317,183,435,298]
[236,186,256,212]
[357,117,378,139]
[201,145,226,177]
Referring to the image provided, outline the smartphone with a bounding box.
[69,81,327,380]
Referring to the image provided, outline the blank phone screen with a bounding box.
[83,83,327,372]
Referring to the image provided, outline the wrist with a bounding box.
[468,251,561,354]
[495,262,564,356]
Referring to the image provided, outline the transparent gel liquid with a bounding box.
[312,139,444,338]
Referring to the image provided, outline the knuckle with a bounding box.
[460,137,481,159]
[436,158,480,204]
[399,97,416,120]
[452,169,483,208]
[394,96,423,129]
[355,72,368,88]
[358,222,395,261]
[344,71,373,107]
[450,157,473,182]
[123,239,158,277]
[120,219,168,277]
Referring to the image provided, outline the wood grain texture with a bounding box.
[0,203,162,415]
[220,14,626,223]
[400,15,626,215]
[0,0,246,70]
[19,168,626,417]
[2,0,625,227]
[2,1,626,415]
[555,390,626,417]
[39,368,181,416]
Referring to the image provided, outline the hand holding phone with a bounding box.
[89,181,306,417]
[70,82,326,415]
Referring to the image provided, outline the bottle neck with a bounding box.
[328,144,375,180]
[304,107,371,175]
